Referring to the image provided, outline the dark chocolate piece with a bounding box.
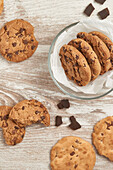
[69,116,81,130]
[55,116,63,126]
[98,8,110,19]
[95,0,106,4]
[57,99,70,109]
[84,3,95,16]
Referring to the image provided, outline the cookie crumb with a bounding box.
[55,116,63,127]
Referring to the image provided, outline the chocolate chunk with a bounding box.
[3,115,9,120]
[57,99,70,109]
[74,164,78,168]
[55,116,63,127]
[76,55,79,59]
[63,47,67,53]
[105,121,113,130]
[71,76,74,80]
[15,126,19,129]
[84,3,95,17]
[98,8,110,20]
[7,53,12,58]
[69,116,81,130]
[7,31,9,35]
[22,106,25,110]
[21,134,24,138]
[15,51,19,55]
[12,42,17,47]
[19,28,25,33]
[31,45,35,50]
[41,116,45,120]
[40,104,44,108]
[31,39,34,42]
[4,26,7,31]
[23,40,28,44]
[18,34,23,38]
[70,151,75,156]
[95,0,106,4]
[35,110,40,114]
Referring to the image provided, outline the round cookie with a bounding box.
[68,38,101,80]
[0,106,12,128]
[0,0,3,15]
[9,99,50,127]
[92,116,113,161]
[90,31,113,70]
[0,19,38,62]
[77,32,111,75]
[50,136,96,170]
[3,119,25,146]
[59,45,91,86]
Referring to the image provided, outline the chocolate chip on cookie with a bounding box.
[77,32,111,74]
[9,99,50,127]
[68,38,101,80]
[59,45,91,86]
[0,19,38,62]
[90,31,113,70]
[92,116,113,161]
[0,106,25,145]
[51,136,96,170]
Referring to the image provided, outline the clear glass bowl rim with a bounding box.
[48,22,113,100]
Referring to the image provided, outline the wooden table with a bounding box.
[0,0,113,169]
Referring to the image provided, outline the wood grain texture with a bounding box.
[0,0,113,169]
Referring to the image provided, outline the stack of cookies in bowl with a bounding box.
[59,31,113,86]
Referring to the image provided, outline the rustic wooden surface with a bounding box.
[0,0,113,169]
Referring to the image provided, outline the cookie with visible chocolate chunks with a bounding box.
[92,116,113,161]
[90,31,113,70]
[0,106,12,128]
[59,45,91,86]
[50,136,96,170]
[3,119,25,146]
[9,99,50,127]
[68,38,101,80]
[77,32,111,74]
[0,106,25,145]
[0,19,38,62]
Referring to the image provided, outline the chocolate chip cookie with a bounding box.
[0,106,12,128]
[90,31,113,70]
[77,32,111,74]
[50,136,96,170]
[9,99,50,127]
[0,106,25,145]
[59,45,91,86]
[68,38,101,80]
[92,116,113,161]
[0,0,3,15]
[0,19,38,62]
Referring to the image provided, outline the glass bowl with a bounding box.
[48,22,113,100]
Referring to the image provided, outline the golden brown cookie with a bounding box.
[77,32,111,74]
[0,106,25,145]
[0,19,38,62]
[90,31,113,70]
[59,45,91,86]
[50,136,96,170]
[68,38,101,80]
[0,106,12,128]
[9,99,50,127]
[3,119,25,146]
[92,116,113,161]
[0,0,3,15]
